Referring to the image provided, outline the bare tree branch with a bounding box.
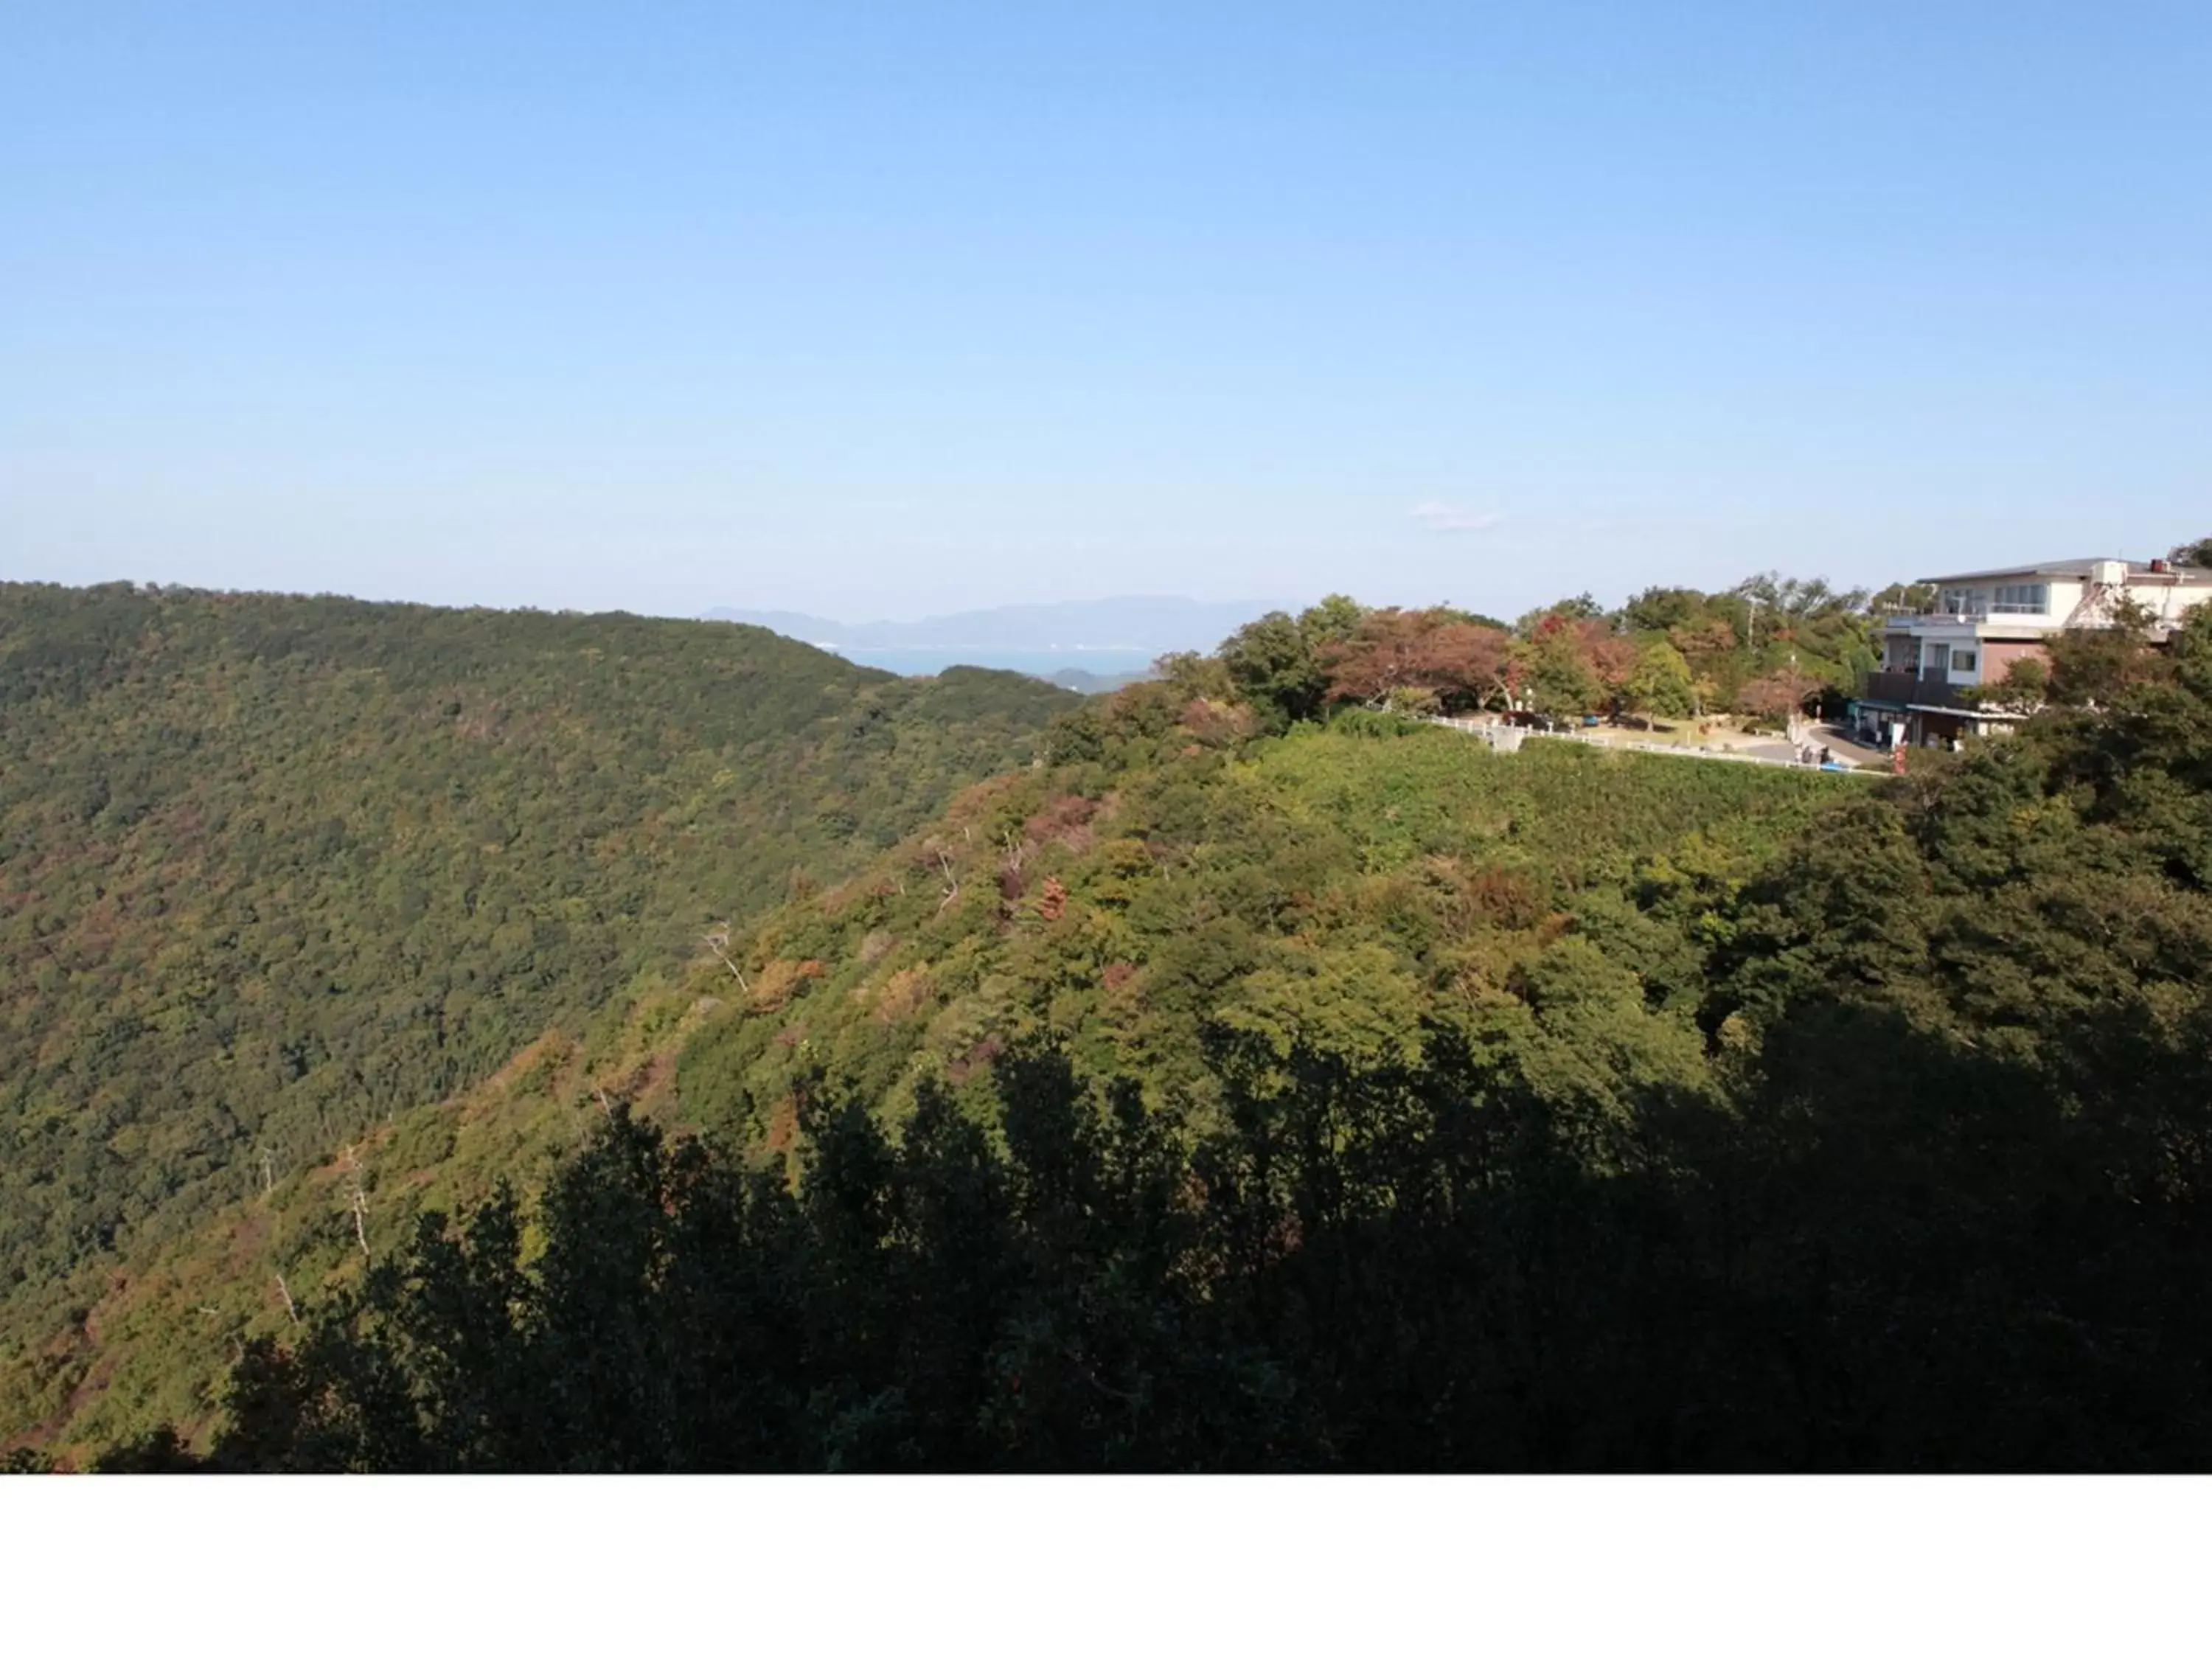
[703,926,750,992]
[338,1144,371,1259]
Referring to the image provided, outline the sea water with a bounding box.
[831,647,1163,679]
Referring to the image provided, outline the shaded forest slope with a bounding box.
[32,598,2212,1470]
[7,714,1848,1455]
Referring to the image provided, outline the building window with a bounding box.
[1992,582,2048,614]
[1941,588,1989,617]
[1950,649,1978,673]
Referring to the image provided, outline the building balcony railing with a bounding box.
[1862,670,1973,709]
[1893,609,2054,627]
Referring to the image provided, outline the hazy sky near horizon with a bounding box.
[4,2,2208,623]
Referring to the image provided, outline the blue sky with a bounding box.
[4,1,2208,622]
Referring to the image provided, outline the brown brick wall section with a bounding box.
[1980,639,2048,676]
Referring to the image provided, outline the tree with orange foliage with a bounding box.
[1514,610,1635,721]
[1322,608,1513,714]
[1737,664,1819,730]
[1581,623,1635,697]
[1321,608,1436,707]
[1425,620,1515,711]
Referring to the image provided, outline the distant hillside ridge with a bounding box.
[0,580,1075,1367]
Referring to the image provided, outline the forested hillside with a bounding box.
[16,584,2212,1470]
[92,605,2211,1473]
[8,656,1848,1455]
[0,582,1073,1384]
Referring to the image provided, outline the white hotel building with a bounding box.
[1854,557,2212,747]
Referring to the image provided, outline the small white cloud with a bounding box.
[1409,502,1503,534]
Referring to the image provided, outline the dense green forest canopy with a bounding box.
[4,670,1846,1455]
[72,602,2212,1472]
[0,581,1073,1366]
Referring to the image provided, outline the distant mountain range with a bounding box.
[704,595,1270,671]
[703,595,1275,685]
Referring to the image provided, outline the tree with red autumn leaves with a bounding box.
[1515,611,1635,721]
[1321,608,1512,713]
[1736,664,1819,726]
